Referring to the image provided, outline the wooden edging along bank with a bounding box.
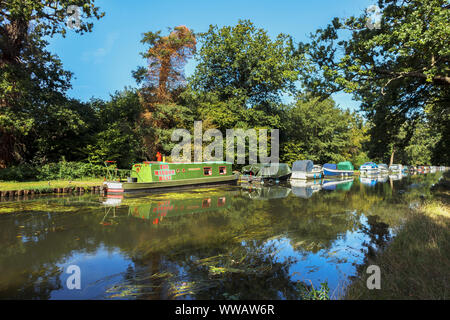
[0,185,105,199]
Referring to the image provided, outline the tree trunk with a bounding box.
[389,147,395,167]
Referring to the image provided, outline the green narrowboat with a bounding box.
[104,161,238,193]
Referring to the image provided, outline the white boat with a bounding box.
[291,160,323,180]
[360,162,378,175]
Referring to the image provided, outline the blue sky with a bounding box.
[47,0,375,110]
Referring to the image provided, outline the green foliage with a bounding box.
[405,121,441,165]
[0,0,104,166]
[280,97,367,165]
[84,89,146,168]
[302,0,450,165]
[191,19,302,106]
[296,281,330,300]
[0,161,105,181]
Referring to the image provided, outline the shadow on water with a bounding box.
[0,173,444,299]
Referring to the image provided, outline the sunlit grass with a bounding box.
[344,173,450,300]
[0,179,103,191]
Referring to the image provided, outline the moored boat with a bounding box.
[240,163,291,182]
[323,161,354,177]
[104,161,238,193]
[290,160,322,180]
[360,162,378,175]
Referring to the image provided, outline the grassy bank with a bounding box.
[344,173,450,300]
[0,179,104,192]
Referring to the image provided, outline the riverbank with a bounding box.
[0,179,104,198]
[344,172,450,299]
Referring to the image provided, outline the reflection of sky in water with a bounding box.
[263,214,384,299]
[52,246,132,300]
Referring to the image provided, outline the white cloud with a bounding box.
[82,33,119,63]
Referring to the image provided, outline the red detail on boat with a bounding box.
[107,189,124,193]
[106,194,123,199]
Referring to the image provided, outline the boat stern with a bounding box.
[104,181,124,193]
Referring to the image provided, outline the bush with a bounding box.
[0,161,107,181]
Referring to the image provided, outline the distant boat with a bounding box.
[290,160,322,180]
[360,162,378,175]
[323,161,354,177]
[104,161,238,193]
[240,163,291,182]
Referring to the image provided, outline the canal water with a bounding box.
[0,173,443,299]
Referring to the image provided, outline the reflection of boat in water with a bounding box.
[241,185,291,200]
[377,174,389,183]
[360,176,377,186]
[378,164,389,174]
[100,188,238,225]
[389,173,403,181]
[128,194,233,224]
[289,179,322,198]
[322,178,354,191]
[290,160,322,180]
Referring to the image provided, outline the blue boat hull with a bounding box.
[323,168,354,177]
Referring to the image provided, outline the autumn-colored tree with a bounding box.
[133,26,196,159]
[135,25,196,104]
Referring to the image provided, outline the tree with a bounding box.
[191,20,303,107]
[84,89,146,168]
[0,0,104,66]
[0,0,104,167]
[280,97,366,165]
[132,26,196,159]
[301,0,449,164]
[134,25,196,103]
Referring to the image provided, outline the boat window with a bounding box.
[219,166,227,175]
[203,167,212,176]
[202,199,211,208]
[218,197,226,206]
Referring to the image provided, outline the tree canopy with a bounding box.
[300,0,449,164]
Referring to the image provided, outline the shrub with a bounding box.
[0,161,107,181]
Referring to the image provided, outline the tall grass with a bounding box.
[344,173,450,300]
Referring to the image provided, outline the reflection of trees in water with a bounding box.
[358,215,391,270]
[109,240,299,300]
[0,264,62,300]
